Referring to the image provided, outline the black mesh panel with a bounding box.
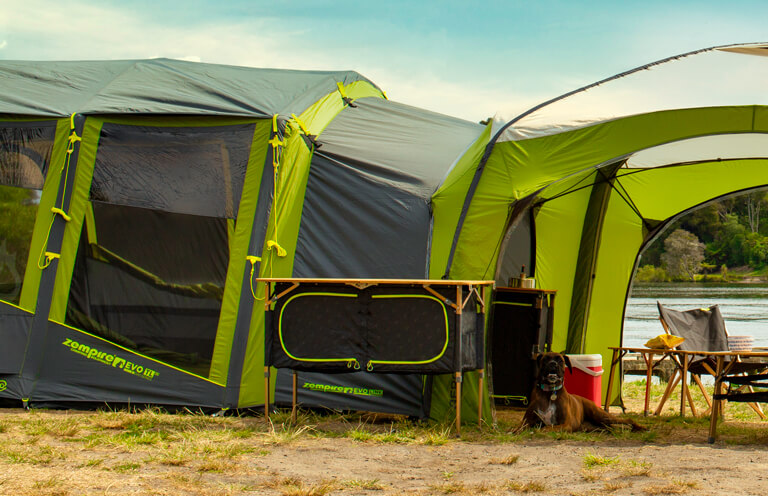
[91,123,254,218]
[0,122,54,304]
[67,206,228,376]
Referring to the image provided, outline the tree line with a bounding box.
[638,191,768,282]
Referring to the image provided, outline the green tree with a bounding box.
[660,229,705,281]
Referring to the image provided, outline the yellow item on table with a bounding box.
[645,334,685,349]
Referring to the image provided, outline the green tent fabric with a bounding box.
[436,42,768,406]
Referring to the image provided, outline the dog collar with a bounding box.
[539,383,563,392]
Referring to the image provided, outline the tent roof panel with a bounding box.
[624,133,768,169]
[315,97,484,196]
[495,43,768,142]
[0,58,376,118]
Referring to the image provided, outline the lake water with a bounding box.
[624,283,768,348]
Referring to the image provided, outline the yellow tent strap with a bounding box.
[38,113,80,270]
[336,82,357,107]
[290,113,311,137]
[248,114,288,299]
[245,255,263,300]
[268,114,287,263]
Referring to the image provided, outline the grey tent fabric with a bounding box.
[0,59,376,118]
[495,211,534,287]
[657,302,728,354]
[279,97,484,417]
[293,97,484,278]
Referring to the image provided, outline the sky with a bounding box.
[0,0,767,122]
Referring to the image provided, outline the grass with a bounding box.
[264,477,336,496]
[341,478,385,490]
[111,461,142,472]
[0,380,761,494]
[643,480,698,494]
[504,480,548,492]
[489,454,519,465]
[583,452,621,469]
[429,481,466,494]
[344,420,453,445]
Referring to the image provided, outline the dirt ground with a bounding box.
[2,398,768,496]
[259,436,768,495]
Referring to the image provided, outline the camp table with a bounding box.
[606,347,768,425]
[256,278,494,434]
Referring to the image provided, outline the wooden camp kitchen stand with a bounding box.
[257,278,494,435]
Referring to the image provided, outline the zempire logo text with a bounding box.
[62,339,159,381]
[302,381,383,397]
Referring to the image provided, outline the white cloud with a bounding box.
[0,0,519,120]
[0,41,7,50]
[365,67,549,123]
[0,0,558,122]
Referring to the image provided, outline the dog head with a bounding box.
[535,352,572,388]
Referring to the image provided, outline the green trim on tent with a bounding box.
[19,118,71,312]
[84,202,98,246]
[238,81,384,407]
[49,117,102,321]
[209,119,271,384]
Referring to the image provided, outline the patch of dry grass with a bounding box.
[429,481,467,494]
[643,480,698,494]
[504,480,548,492]
[341,478,386,490]
[489,453,519,465]
[262,477,336,496]
[604,480,631,492]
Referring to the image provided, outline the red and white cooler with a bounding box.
[564,354,603,404]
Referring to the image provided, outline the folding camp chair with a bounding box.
[655,302,766,417]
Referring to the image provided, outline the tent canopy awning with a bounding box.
[493,43,768,142]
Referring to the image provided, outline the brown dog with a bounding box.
[517,352,644,432]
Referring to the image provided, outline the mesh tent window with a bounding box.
[66,123,254,376]
[0,122,56,305]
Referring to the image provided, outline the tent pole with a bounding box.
[456,285,463,436]
[292,371,298,424]
[477,369,484,428]
[455,372,462,437]
[264,366,270,419]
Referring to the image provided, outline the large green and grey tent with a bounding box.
[3,43,768,418]
[0,58,483,417]
[435,42,768,405]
